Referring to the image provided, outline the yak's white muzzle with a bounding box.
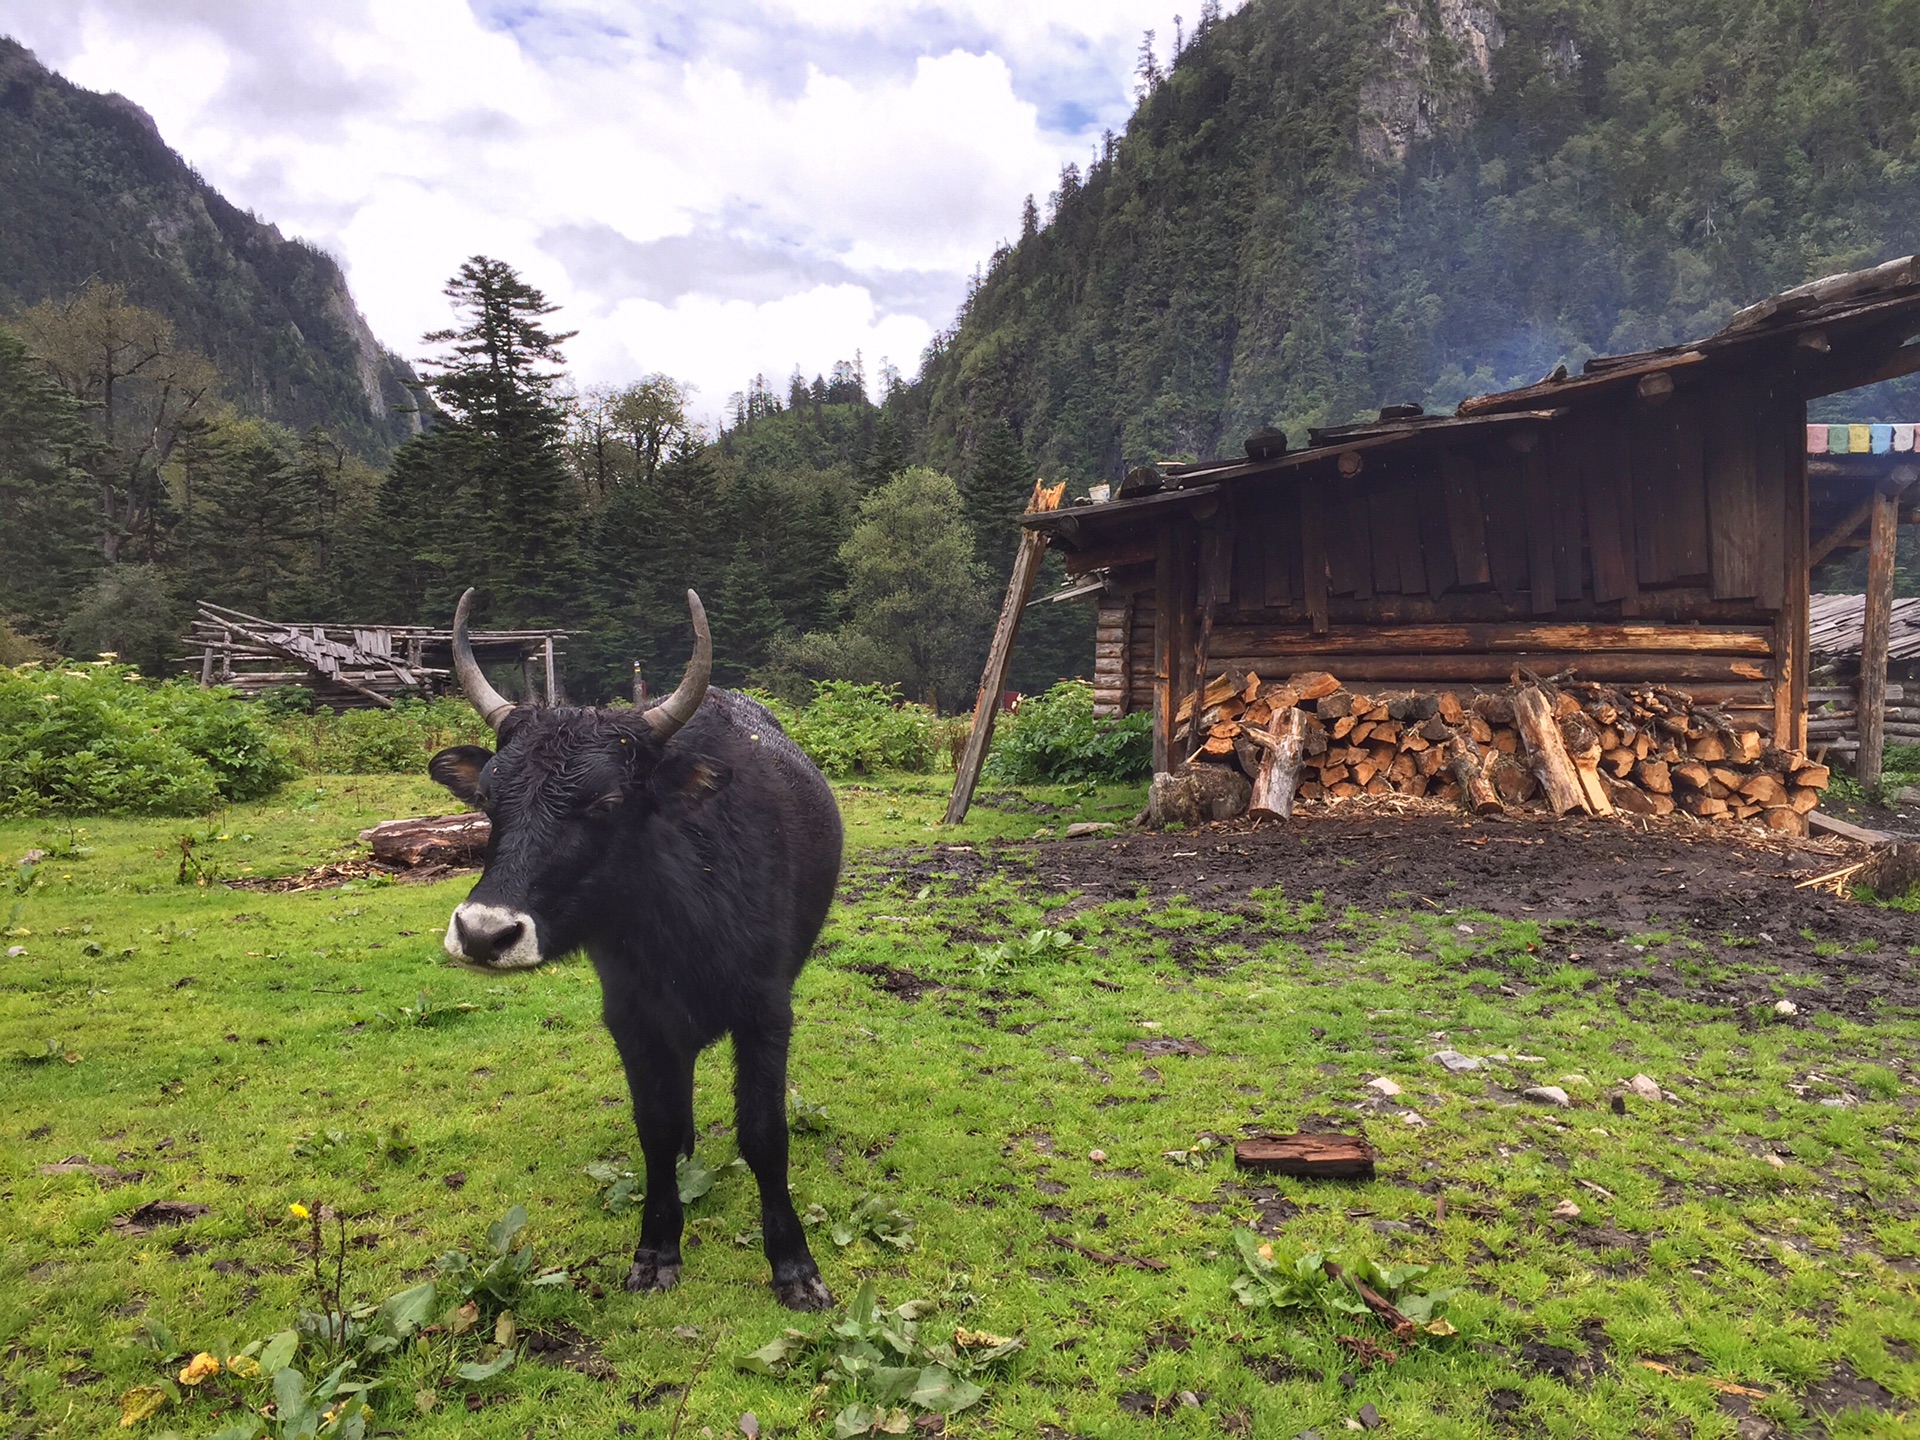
[444,902,543,970]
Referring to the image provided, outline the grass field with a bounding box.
[2,774,1917,1438]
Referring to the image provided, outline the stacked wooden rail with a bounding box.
[185,601,567,709]
[1805,684,1918,757]
[1173,667,1828,831]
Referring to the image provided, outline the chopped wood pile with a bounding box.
[1158,668,1829,832]
[1805,683,1918,757]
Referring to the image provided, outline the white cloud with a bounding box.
[0,0,1229,418]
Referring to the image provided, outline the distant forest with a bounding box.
[0,260,1088,708]
[8,0,1920,697]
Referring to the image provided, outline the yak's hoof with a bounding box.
[624,1254,682,1293]
[773,1274,833,1312]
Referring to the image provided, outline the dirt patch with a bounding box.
[1803,1360,1898,1418]
[848,963,937,1001]
[38,1157,142,1186]
[225,860,475,893]
[1124,1036,1211,1057]
[112,1200,210,1235]
[525,1322,616,1379]
[866,811,1920,1022]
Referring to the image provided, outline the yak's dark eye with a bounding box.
[587,794,622,818]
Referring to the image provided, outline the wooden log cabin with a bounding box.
[1017,257,1920,784]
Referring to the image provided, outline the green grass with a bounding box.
[2,775,1917,1437]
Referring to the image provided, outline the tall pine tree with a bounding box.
[404,256,580,626]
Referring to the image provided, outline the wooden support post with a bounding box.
[1186,514,1229,755]
[631,663,646,706]
[1775,401,1810,754]
[199,645,215,686]
[1859,486,1899,789]
[522,653,540,706]
[543,636,559,706]
[1809,467,1917,567]
[945,481,1065,825]
[1117,593,1136,718]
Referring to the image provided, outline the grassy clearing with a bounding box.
[2,775,1916,1438]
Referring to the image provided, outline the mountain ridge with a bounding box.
[0,36,422,457]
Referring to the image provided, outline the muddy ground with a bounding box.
[875,805,1918,1023]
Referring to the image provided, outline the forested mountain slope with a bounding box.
[916,0,1920,481]
[0,38,420,458]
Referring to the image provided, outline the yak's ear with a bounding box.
[646,751,731,810]
[429,745,493,805]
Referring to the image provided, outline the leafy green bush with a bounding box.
[759,681,938,777]
[269,698,493,774]
[982,680,1152,785]
[0,662,294,817]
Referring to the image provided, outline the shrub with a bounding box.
[268,697,494,774]
[0,662,295,817]
[982,679,1153,785]
[775,681,937,777]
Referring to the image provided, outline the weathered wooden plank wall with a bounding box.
[1095,378,1806,762]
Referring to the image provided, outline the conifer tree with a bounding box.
[961,418,1032,587]
[404,256,580,625]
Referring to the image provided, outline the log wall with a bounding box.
[1083,383,1812,762]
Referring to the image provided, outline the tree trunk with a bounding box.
[1247,707,1308,819]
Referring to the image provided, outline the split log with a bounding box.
[1247,707,1309,820]
[359,814,491,867]
[1513,685,1589,816]
[1234,1133,1375,1181]
[1447,735,1503,815]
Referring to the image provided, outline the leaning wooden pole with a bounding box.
[1858,486,1899,789]
[945,480,1066,825]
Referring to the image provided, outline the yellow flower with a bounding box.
[225,1355,262,1379]
[178,1352,221,1385]
[288,1202,310,1219]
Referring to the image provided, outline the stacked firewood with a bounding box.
[1176,669,1829,830]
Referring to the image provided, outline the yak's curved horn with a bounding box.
[451,588,517,731]
[643,590,711,740]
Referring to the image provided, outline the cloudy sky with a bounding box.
[0,0,1216,417]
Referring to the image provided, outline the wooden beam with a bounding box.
[1777,402,1811,754]
[945,481,1065,824]
[543,636,559,706]
[1808,468,1918,566]
[1858,487,1900,789]
[1801,336,1920,398]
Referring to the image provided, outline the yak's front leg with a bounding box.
[613,1029,696,1293]
[734,1014,831,1311]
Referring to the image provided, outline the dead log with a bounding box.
[1513,685,1588,816]
[1247,707,1309,820]
[359,814,491,867]
[1234,1133,1375,1180]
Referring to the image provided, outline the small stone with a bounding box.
[19,849,45,865]
[672,1325,701,1340]
[1522,1085,1571,1107]
[1088,1149,1107,1164]
[1626,1074,1661,1101]
[1400,1110,1427,1126]
[1356,1402,1383,1430]
[1178,1390,1201,1407]
[1064,821,1117,838]
[1432,1049,1483,1072]
[739,1414,760,1440]
[1765,1153,1787,1169]
[1610,1095,1627,1115]
[1558,1073,1591,1087]
[1773,999,1798,1018]
[1454,923,1474,935]
[1551,1199,1581,1220]
[5,946,25,958]
[1818,1096,1851,1108]
[1366,1076,1404,1097]
[1513,1054,1546,1063]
